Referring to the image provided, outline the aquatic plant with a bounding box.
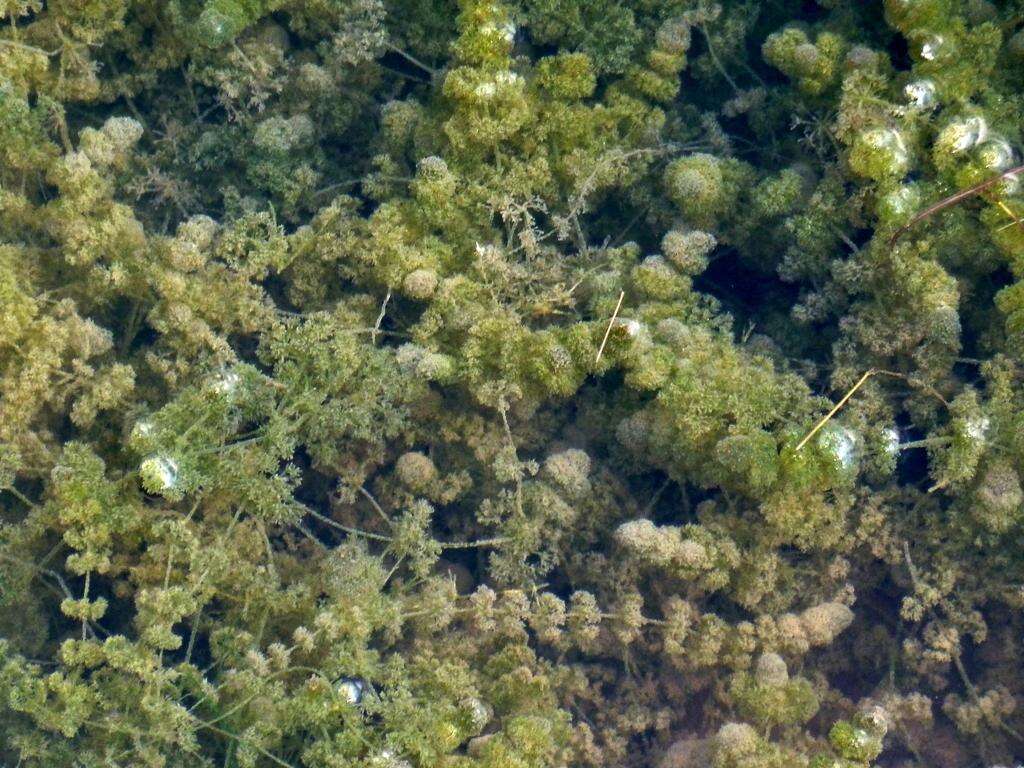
[4,0,1024,766]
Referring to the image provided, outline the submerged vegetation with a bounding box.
[3,0,1024,765]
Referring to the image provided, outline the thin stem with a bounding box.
[996,200,1024,235]
[80,571,91,641]
[0,553,102,639]
[699,24,741,94]
[1,485,38,510]
[302,505,393,542]
[385,42,436,76]
[796,369,875,451]
[903,542,1024,742]
[872,369,950,408]
[641,479,672,517]
[897,436,952,451]
[293,522,327,549]
[357,485,394,529]
[379,63,429,83]
[498,402,525,521]
[595,290,625,364]
[371,288,392,346]
[0,39,61,56]
[193,723,298,768]
[184,609,202,666]
[438,536,508,549]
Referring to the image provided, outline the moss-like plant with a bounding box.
[4,0,1024,766]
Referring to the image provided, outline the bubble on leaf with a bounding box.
[945,116,988,153]
[102,117,145,151]
[883,427,900,457]
[976,137,1017,173]
[754,652,789,687]
[396,344,454,383]
[464,697,491,730]
[481,21,515,43]
[818,424,860,472]
[616,412,651,452]
[793,42,820,69]
[417,155,449,178]
[904,79,936,109]
[616,318,643,338]
[715,722,759,753]
[800,601,854,646]
[861,705,891,736]
[965,416,990,443]
[656,18,691,55]
[369,750,412,768]
[543,448,592,498]
[197,9,235,48]
[977,461,1023,529]
[866,128,906,159]
[853,727,874,750]
[878,184,920,222]
[919,34,944,61]
[403,268,438,299]
[212,369,240,395]
[395,451,437,491]
[140,456,179,493]
[846,45,879,69]
[473,71,520,99]
[495,71,520,86]
[337,677,365,704]
[663,229,716,275]
[852,127,910,179]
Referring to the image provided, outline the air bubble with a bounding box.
[904,79,936,110]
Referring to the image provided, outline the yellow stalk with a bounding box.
[795,369,876,452]
[595,290,626,364]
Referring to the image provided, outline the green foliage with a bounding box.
[4,0,1024,766]
[665,153,755,230]
[196,0,287,48]
[729,653,820,729]
[762,25,845,96]
[818,709,888,766]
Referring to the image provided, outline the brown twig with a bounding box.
[873,369,950,408]
[889,163,1024,247]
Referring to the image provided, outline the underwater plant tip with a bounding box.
[596,290,626,363]
[795,369,875,451]
[997,200,1024,234]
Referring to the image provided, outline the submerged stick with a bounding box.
[889,163,1024,247]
